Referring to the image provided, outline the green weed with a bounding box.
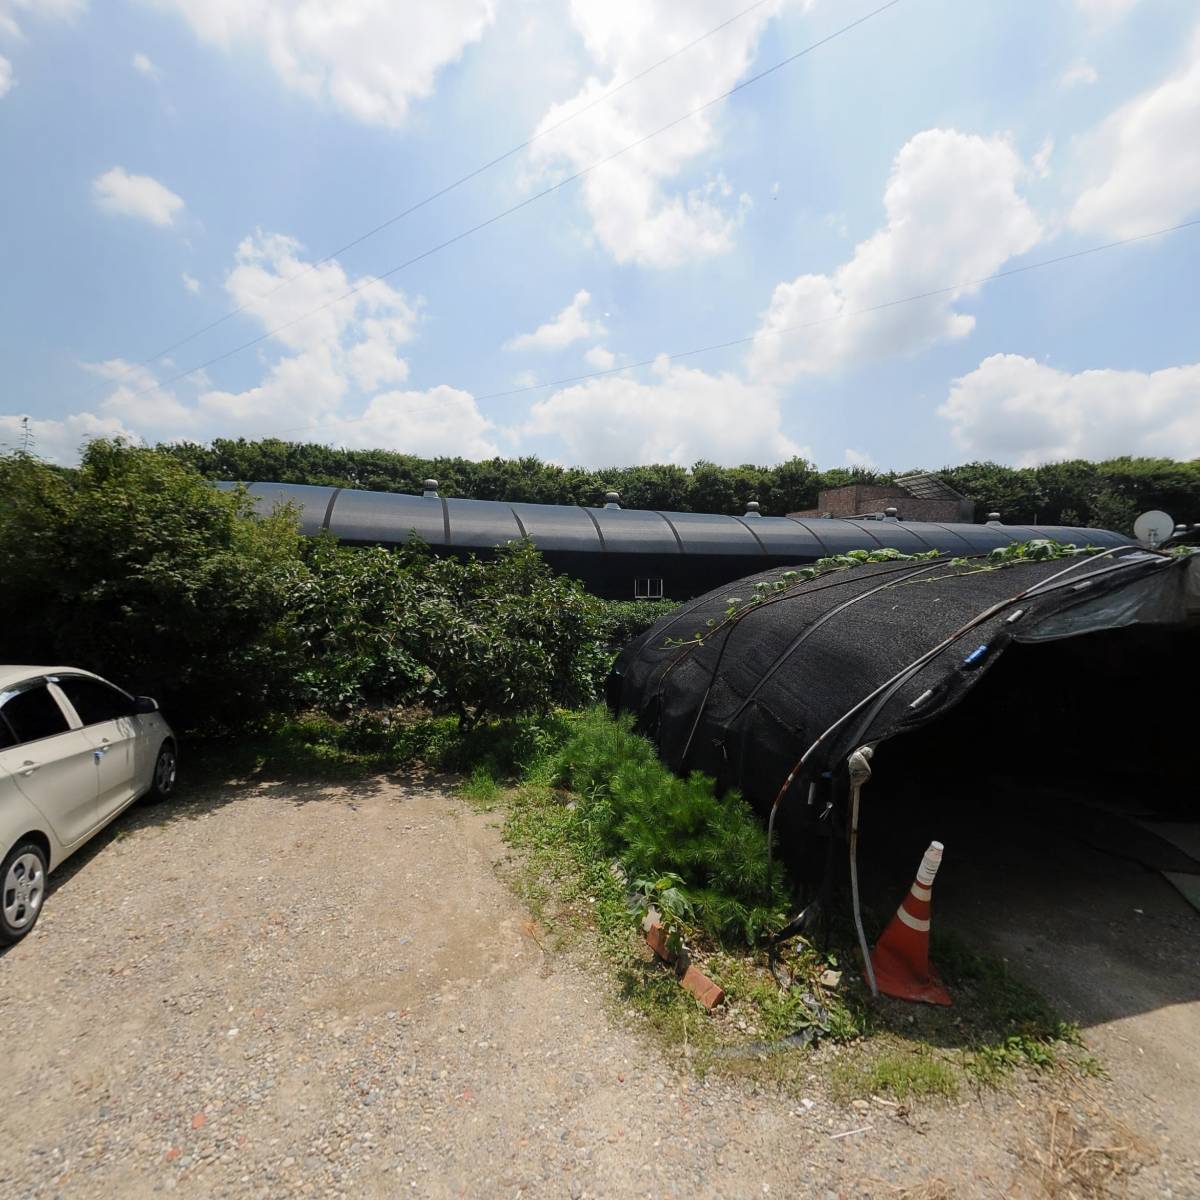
[832,1044,959,1102]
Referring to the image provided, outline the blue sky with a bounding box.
[2,0,1197,470]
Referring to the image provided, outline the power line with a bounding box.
[79,0,777,402]
[251,216,1200,442]
[111,0,906,408]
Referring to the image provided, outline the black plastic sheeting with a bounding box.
[219,481,1131,600]
[607,548,1197,821]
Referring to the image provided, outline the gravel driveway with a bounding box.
[0,771,1195,1198]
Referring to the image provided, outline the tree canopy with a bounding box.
[162,438,1200,534]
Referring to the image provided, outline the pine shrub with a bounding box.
[552,708,787,944]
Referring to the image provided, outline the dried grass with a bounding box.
[1012,1097,1153,1199]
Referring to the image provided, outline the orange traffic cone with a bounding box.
[868,841,952,1006]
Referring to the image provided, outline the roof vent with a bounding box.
[422,478,439,498]
[603,491,621,510]
[986,511,1002,525]
[884,506,899,521]
[744,500,761,517]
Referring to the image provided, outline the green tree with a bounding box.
[0,442,305,729]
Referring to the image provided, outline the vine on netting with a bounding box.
[664,547,940,647]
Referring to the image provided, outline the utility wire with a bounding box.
[251,215,1200,442]
[79,0,778,402]
[110,0,906,407]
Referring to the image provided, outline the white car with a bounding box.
[0,667,176,945]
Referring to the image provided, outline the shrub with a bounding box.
[291,538,609,728]
[383,540,608,728]
[0,443,304,729]
[589,599,681,649]
[288,539,427,710]
[552,707,787,943]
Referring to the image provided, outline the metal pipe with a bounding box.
[847,746,877,998]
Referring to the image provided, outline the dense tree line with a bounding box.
[164,439,1200,533]
[0,444,664,731]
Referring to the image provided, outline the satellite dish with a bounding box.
[1133,509,1175,548]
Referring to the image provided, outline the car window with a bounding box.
[0,685,71,745]
[54,677,137,726]
[0,716,15,750]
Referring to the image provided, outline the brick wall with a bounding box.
[789,484,973,522]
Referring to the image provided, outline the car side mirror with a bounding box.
[134,695,160,714]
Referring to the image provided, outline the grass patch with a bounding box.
[463,708,1097,1103]
[832,1043,960,1102]
[192,707,577,784]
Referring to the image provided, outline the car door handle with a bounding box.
[20,761,38,775]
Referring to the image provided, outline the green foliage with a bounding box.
[0,443,621,732]
[0,443,304,729]
[589,598,680,648]
[939,537,1102,574]
[389,540,607,728]
[551,708,787,943]
[940,456,1200,534]
[162,438,1200,533]
[214,708,576,782]
[288,539,427,709]
[832,1045,960,1102]
[291,538,607,725]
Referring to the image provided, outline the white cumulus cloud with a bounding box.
[1073,0,1139,24]
[85,231,498,460]
[92,166,185,227]
[525,0,790,267]
[584,345,615,369]
[181,272,200,293]
[748,129,1042,384]
[1069,30,1200,237]
[939,353,1200,464]
[524,356,805,468]
[150,0,495,127]
[504,289,605,352]
[1060,61,1099,89]
[0,411,139,465]
[0,0,89,95]
[329,387,499,459]
[132,51,160,78]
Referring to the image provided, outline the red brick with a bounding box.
[643,921,675,963]
[680,965,725,1010]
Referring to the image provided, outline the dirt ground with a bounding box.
[1,772,1197,1199]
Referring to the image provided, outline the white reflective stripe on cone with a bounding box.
[916,840,944,887]
[897,907,931,932]
[910,882,932,901]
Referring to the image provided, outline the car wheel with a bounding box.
[1,840,48,946]
[146,741,178,803]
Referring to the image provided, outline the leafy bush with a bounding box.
[288,539,428,710]
[551,707,787,943]
[0,443,304,729]
[589,598,680,648]
[292,539,611,726]
[0,442,633,731]
[359,540,607,728]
